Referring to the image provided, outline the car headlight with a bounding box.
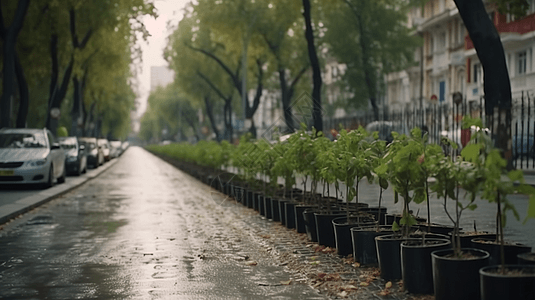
[29,159,47,166]
[67,156,78,162]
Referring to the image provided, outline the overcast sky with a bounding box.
[135,0,190,119]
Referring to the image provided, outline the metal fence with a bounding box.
[323,90,535,170]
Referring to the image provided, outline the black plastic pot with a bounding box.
[518,252,535,264]
[401,238,451,295]
[332,216,376,256]
[252,192,261,211]
[315,211,346,248]
[375,234,413,280]
[278,199,289,225]
[295,205,316,234]
[303,208,320,242]
[386,214,426,225]
[271,198,281,222]
[451,231,496,248]
[258,194,266,216]
[264,196,272,220]
[246,190,254,209]
[417,223,456,235]
[284,201,298,229]
[360,206,387,225]
[471,238,532,265]
[431,248,490,300]
[351,225,393,266]
[480,265,535,300]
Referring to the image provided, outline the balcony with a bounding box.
[465,13,535,50]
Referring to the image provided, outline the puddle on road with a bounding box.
[26,215,54,225]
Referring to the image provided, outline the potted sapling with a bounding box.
[331,127,374,256]
[351,133,394,266]
[454,117,535,300]
[430,129,490,300]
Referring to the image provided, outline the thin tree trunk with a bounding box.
[71,76,82,136]
[15,53,29,128]
[279,69,295,132]
[203,96,221,141]
[0,0,30,129]
[302,0,323,132]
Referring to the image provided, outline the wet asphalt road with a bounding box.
[0,147,324,299]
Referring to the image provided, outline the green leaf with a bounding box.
[467,204,477,211]
[523,195,535,224]
[460,144,481,162]
[379,177,389,190]
[517,184,535,195]
[507,170,524,182]
[392,221,400,231]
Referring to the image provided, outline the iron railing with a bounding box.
[323,90,535,170]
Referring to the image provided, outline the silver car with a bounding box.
[0,128,66,188]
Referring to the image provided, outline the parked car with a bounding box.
[79,137,104,168]
[365,121,409,143]
[513,134,535,159]
[109,140,123,158]
[0,128,66,188]
[98,139,111,162]
[58,136,87,176]
[121,141,130,152]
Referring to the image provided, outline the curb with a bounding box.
[0,159,119,225]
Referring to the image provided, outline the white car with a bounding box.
[0,128,66,188]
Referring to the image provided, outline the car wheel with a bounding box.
[58,165,66,183]
[42,165,54,189]
[76,162,83,176]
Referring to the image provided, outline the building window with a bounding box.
[473,63,482,83]
[458,23,465,46]
[529,0,535,14]
[436,32,446,51]
[518,51,527,75]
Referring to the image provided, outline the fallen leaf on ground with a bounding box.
[245,261,258,266]
[385,281,392,289]
[340,285,358,291]
[337,291,348,298]
[378,289,391,296]
[280,280,292,285]
[360,282,369,287]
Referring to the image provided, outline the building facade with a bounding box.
[386,0,535,111]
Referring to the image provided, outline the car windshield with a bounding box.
[59,138,77,150]
[0,133,47,148]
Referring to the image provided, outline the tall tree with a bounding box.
[0,0,30,128]
[257,0,309,133]
[323,0,421,120]
[302,0,323,132]
[453,0,530,166]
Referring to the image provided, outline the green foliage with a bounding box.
[57,126,68,137]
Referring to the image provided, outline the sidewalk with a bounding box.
[0,159,118,224]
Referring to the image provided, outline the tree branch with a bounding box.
[79,29,92,48]
[11,0,30,38]
[290,64,310,90]
[70,8,79,48]
[197,71,228,102]
[249,59,264,116]
[0,3,5,37]
[185,43,242,92]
